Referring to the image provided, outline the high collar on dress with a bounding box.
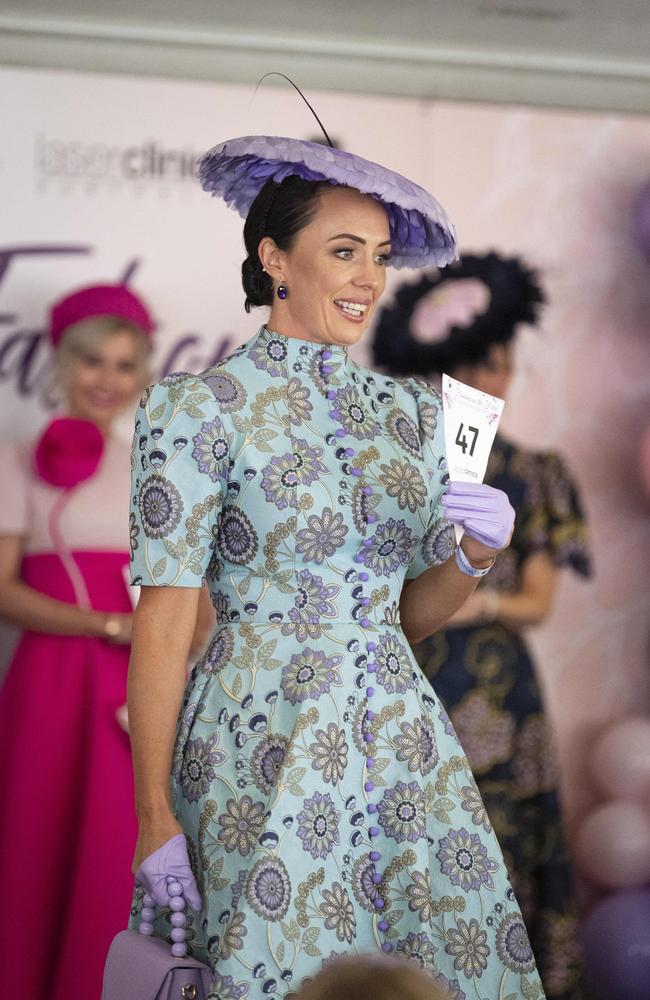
[260,326,349,363]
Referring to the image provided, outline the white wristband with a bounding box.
[455,545,495,578]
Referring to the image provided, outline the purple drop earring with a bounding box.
[277,282,288,300]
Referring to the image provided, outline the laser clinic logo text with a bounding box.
[34,135,201,191]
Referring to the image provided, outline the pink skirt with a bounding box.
[0,552,137,1000]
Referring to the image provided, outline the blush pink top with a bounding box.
[0,433,132,555]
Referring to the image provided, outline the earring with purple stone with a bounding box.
[277,282,288,300]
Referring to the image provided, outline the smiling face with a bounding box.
[59,325,148,432]
[260,185,392,348]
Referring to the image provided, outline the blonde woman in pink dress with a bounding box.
[0,284,154,1000]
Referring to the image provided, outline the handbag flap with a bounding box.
[102,929,212,1000]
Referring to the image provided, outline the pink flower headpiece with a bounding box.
[34,418,105,489]
[409,278,491,344]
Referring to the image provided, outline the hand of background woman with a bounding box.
[442,482,515,565]
[447,589,500,627]
[102,612,133,644]
[134,826,202,911]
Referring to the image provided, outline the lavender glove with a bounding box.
[441,481,515,551]
[135,833,202,911]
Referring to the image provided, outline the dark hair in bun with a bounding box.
[242,176,327,312]
[372,252,545,376]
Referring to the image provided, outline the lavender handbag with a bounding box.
[102,886,212,1000]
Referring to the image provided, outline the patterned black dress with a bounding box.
[413,436,591,1000]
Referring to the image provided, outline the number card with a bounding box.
[442,374,505,542]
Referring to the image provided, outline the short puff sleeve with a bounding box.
[402,378,455,580]
[129,374,231,587]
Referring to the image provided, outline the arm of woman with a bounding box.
[400,548,482,645]
[400,527,499,645]
[126,373,231,875]
[0,532,130,639]
[128,584,201,870]
[447,550,558,629]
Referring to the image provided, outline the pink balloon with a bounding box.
[591,716,650,802]
[576,800,650,889]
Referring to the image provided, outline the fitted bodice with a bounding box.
[130,327,454,629]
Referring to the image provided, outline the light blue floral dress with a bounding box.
[129,327,545,1000]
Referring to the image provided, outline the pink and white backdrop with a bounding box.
[1,66,649,851]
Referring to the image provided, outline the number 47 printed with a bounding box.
[455,423,479,457]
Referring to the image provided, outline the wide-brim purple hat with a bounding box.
[198,135,457,269]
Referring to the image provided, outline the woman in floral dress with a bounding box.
[373,252,591,999]
[126,137,546,999]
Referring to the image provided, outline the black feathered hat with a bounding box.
[371,252,545,377]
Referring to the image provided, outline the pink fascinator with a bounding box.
[49,284,155,346]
